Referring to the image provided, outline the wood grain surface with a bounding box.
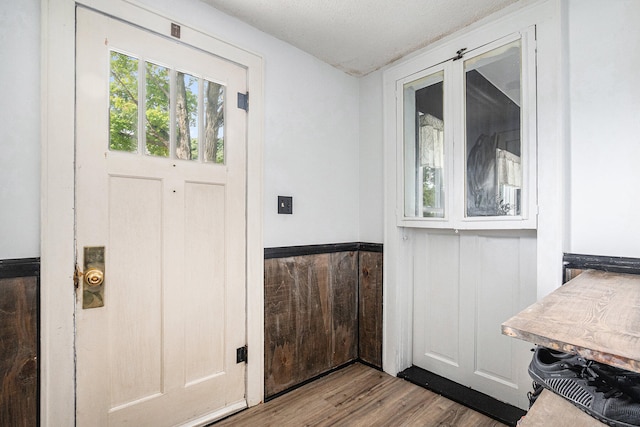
[0,276,38,427]
[264,252,359,397]
[502,269,640,373]
[518,389,605,426]
[215,363,505,427]
[358,251,383,368]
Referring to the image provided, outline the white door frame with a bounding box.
[41,1,264,425]
[382,0,568,375]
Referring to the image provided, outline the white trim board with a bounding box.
[40,1,264,425]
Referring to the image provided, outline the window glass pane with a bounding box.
[204,80,225,164]
[403,71,445,218]
[109,52,138,152]
[176,72,199,160]
[465,40,521,217]
[145,62,170,157]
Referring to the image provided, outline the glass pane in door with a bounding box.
[175,72,199,160]
[465,40,522,217]
[203,80,225,164]
[109,52,139,153]
[145,62,170,157]
[403,71,445,218]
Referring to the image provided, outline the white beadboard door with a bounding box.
[75,8,248,426]
[412,230,536,409]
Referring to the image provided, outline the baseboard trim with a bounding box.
[397,365,526,427]
[264,242,383,259]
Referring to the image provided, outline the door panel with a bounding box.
[75,7,247,425]
[412,230,536,409]
[468,233,537,406]
[184,182,226,383]
[413,232,460,372]
[475,236,522,386]
[108,176,164,407]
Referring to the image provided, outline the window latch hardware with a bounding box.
[453,48,467,61]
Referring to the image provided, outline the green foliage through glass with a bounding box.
[204,80,225,164]
[109,52,139,152]
[109,51,227,164]
[176,72,199,160]
[145,62,170,157]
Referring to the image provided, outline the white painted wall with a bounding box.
[4,1,638,258]
[0,0,41,259]
[359,70,384,243]
[133,0,360,248]
[0,0,360,261]
[569,0,640,258]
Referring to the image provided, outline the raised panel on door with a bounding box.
[75,7,248,426]
[183,182,226,384]
[108,176,164,408]
[412,232,461,378]
[468,233,536,409]
[473,235,521,390]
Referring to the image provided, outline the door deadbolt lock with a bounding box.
[81,246,105,309]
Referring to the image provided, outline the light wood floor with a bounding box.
[214,363,508,426]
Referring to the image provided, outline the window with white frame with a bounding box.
[398,28,537,230]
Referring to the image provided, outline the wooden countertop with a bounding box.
[502,269,640,373]
[518,390,605,426]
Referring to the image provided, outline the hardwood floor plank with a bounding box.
[214,364,506,426]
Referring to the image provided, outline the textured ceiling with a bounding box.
[201,0,521,76]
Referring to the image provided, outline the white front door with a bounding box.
[75,7,248,425]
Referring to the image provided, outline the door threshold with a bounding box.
[189,400,246,427]
[397,365,526,427]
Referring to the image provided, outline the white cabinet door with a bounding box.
[75,8,248,425]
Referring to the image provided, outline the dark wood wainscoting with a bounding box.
[264,243,383,398]
[358,251,383,368]
[0,258,39,427]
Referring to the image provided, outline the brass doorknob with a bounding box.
[84,268,104,287]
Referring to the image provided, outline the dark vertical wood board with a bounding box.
[264,258,299,396]
[358,251,383,368]
[264,247,383,398]
[294,254,332,382]
[265,255,334,397]
[0,276,38,427]
[330,251,358,367]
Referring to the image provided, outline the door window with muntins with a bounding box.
[109,51,226,164]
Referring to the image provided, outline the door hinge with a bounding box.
[237,92,249,112]
[236,345,248,363]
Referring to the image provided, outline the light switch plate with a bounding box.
[278,196,293,214]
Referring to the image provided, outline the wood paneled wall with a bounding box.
[0,259,39,427]
[264,246,382,398]
[358,251,383,368]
